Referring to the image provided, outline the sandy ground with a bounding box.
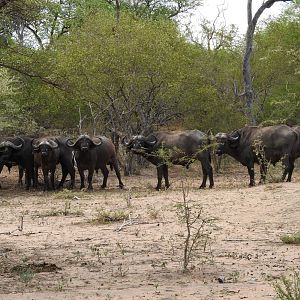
[0,161,299,300]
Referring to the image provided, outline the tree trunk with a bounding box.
[242,0,292,125]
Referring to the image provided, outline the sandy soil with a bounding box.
[0,161,299,300]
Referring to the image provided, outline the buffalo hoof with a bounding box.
[248,183,255,187]
[101,185,106,189]
[209,185,214,189]
[80,186,85,190]
[119,184,124,189]
[199,185,205,189]
[155,186,161,191]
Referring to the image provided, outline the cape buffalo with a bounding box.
[32,137,75,191]
[122,130,214,190]
[293,126,300,159]
[67,135,124,190]
[215,125,299,186]
[0,136,34,189]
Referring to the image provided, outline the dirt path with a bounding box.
[0,164,299,300]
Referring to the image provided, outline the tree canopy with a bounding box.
[0,0,298,136]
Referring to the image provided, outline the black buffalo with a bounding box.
[215,125,298,186]
[122,130,214,190]
[32,137,75,191]
[293,126,300,159]
[67,135,124,190]
[0,136,34,189]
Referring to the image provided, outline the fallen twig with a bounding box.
[114,214,139,232]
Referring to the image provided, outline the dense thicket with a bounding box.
[0,0,299,136]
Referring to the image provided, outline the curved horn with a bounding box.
[48,139,58,148]
[229,136,239,142]
[92,137,102,146]
[121,136,130,146]
[0,140,23,150]
[145,135,157,146]
[31,139,41,150]
[66,138,76,147]
[215,133,227,140]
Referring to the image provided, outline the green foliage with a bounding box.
[280,233,300,245]
[91,208,129,224]
[253,8,300,124]
[273,272,300,300]
[0,1,298,135]
[0,69,38,134]
[53,12,201,132]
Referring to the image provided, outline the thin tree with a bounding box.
[243,0,293,125]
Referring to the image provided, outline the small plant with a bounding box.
[56,275,68,292]
[114,263,129,277]
[19,268,34,285]
[229,270,240,283]
[64,200,71,216]
[176,180,216,272]
[36,207,84,218]
[91,208,129,224]
[147,205,159,219]
[280,233,300,245]
[124,189,132,208]
[55,189,78,199]
[273,272,300,300]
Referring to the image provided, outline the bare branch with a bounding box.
[0,62,64,90]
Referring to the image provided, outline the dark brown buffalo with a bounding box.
[215,125,298,186]
[67,135,124,190]
[0,136,34,189]
[122,130,214,190]
[293,126,300,159]
[32,137,75,191]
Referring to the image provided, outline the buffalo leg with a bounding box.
[18,166,24,186]
[69,166,75,189]
[112,158,124,188]
[247,164,255,187]
[79,168,85,190]
[25,168,31,190]
[200,165,207,189]
[34,165,39,188]
[87,168,95,190]
[100,166,109,189]
[42,168,50,191]
[259,163,268,184]
[162,164,170,189]
[199,158,214,189]
[282,156,292,182]
[286,158,295,182]
[58,165,68,189]
[59,160,75,189]
[50,167,56,190]
[156,166,163,191]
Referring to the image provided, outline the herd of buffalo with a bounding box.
[0,124,300,191]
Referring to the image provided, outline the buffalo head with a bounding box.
[32,138,58,157]
[215,132,240,155]
[122,135,157,154]
[0,138,24,162]
[66,135,102,152]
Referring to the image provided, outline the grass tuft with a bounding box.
[91,208,129,224]
[280,233,300,245]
